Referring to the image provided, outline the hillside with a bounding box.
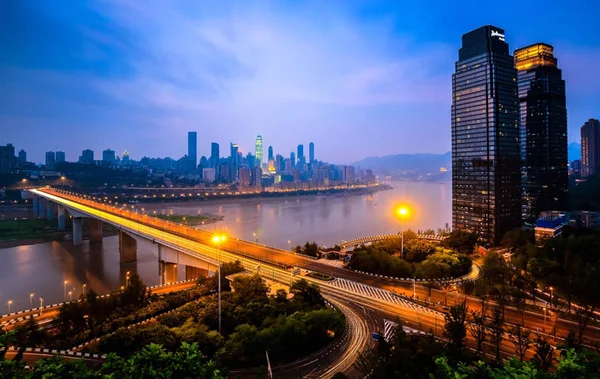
[352,152,451,175]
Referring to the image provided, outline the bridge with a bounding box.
[340,233,446,252]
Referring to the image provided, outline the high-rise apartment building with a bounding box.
[230,143,239,181]
[18,149,26,164]
[255,134,263,167]
[297,144,304,165]
[56,151,66,163]
[102,149,116,163]
[582,119,600,177]
[188,131,197,169]
[515,43,567,222]
[290,152,296,169]
[45,151,56,166]
[0,144,16,173]
[309,142,315,164]
[79,149,94,164]
[239,166,251,186]
[452,25,521,245]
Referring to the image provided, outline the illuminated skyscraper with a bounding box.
[515,43,567,222]
[230,143,239,181]
[452,25,521,245]
[255,134,263,167]
[268,145,274,161]
[581,119,600,177]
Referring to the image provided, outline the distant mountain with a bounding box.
[568,142,581,162]
[352,152,451,174]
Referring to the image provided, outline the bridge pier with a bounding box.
[32,196,39,218]
[119,231,137,263]
[57,205,66,231]
[38,198,46,219]
[73,218,83,246]
[160,261,178,284]
[89,219,103,243]
[46,201,55,221]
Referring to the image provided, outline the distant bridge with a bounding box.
[340,233,446,253]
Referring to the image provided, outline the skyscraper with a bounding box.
[230,143,239,181]
[255,134,263,167]
[268,146,274,161]
[452,25,521,245]
[290,152,296,169]
[188,132,197,169]
[297,144,304,164]
[581,119,600,177]
[515,43,567,221]
[0,144,15,173]
[102,149,115,163]
[309,142,315,164]
[210,143,219,168]
[56,151,66,163]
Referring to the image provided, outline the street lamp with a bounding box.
[396,206,410,259]
[63,280,68,302]
[82,284,87,295]
[212,233,227,332]
[39,297,44,315]
[126,271,131,287]
[549,286,554,308]
[8,300,13,314]
[29,293,34,309]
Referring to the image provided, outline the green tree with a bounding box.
[440,230,478,254]
[290,279,325,307]
[443,301,468,359]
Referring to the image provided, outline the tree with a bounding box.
[508,324,531,361]
[531,335,555,371]
[290,279,325,307]
[443,301,467,358]
[488,307,504,363]
[231,274,269,304]
[467,311,487,357]
[440,230,478,255]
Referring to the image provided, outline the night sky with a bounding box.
[1,1,599,164]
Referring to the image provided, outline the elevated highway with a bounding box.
[27,188,600,352]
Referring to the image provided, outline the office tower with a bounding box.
[255,134,263,167]
[102,149,116,163]
[55,151,66,163]
[297,144,304,163]
[515,43,567,221]
[210,143,220,168]
[79,149,94,164]
[581,119,600,177]
[246,152,256,170]
[122,151,130,164]
[188,132,198,171]
[290,152,296,169]
[252,166,262,186]
[268,146,274,161]
[276,154,284,171]
[202,168,216,182]
[309,142,314,164]
[0,144,16,173]
[230,143,239,181]
[452,25,521,245]
[45,151,56,166]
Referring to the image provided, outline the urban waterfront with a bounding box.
[0,180,450,313]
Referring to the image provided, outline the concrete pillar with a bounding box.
[39,198,46,219]
[73,218,83,246]
[57,205,66,231]
[88,219,103,243]
[119,231,137,264]
[32,196,39,218]
[46,201,55,221]
[185,265,208,281]
[160,261,178,284]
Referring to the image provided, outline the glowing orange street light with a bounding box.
[395,206,411,259]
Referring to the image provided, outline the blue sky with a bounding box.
[1,0,599,164]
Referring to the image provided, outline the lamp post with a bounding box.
[29,293,34,309]
[68,291,73,301]
[549,286,554,308]
[212,233,227,332]
[82,284,87,295]
[396,207,409,259]
[7,300,13,314]
[63,280,68,302]
[39,297,44,315]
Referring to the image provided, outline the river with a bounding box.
[0,180,450,313]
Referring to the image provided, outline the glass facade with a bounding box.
[255,134,263,167]
[581,119,600,177]
[452,25,521,245]
[515,43,567,223]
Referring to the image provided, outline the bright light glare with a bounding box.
[212,234,226,243]
[396,207,409,217]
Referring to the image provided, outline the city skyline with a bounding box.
[2,1,600,164]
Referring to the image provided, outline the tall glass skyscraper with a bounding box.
[452,25,521,245]
[210,142,219,168]
[309,142,315,164]
[255,134,263,167]
[514,43,567,222]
